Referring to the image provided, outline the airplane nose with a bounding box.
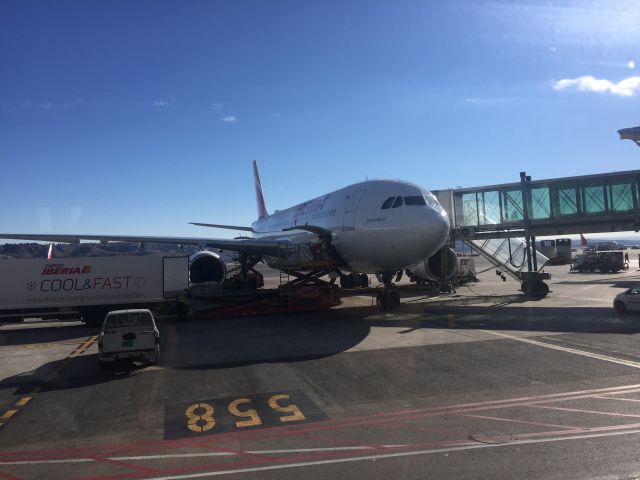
[423,206,450,255]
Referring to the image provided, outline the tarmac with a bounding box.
[2,257,640,479]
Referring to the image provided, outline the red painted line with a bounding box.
[460,413,584,431]
[90,456,159,474]
[298,429,384,451]
[194,443,277,461]
[5,383,640,464]
[78,439,477,480]
[0,472,22,480]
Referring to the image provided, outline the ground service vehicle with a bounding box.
[571,250,625,273]
[98,309,160,367]
[0,255,189,326]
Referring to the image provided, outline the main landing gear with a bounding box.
[376,271,401,311]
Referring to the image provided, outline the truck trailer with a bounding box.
[0,255,189,326]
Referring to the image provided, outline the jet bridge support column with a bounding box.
[519,171,549,297]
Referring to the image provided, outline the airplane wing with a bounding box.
[0,233,287,257]
[189,222,254,232]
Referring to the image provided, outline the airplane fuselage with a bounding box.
[252,179,450,273]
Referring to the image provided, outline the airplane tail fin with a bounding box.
[580,233,588,247]
[47,243,54,259]
[253,160,268,219]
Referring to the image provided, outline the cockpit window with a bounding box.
[424,193,440,207]
[381,197,395,209]
[392,196,404,208]
[404,196,426,206]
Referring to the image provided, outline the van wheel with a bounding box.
[614,301,627,314]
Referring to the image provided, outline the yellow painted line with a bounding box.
[68,335,97,358]
[447,314,456,329]
[15,397,32,407]
[1,410,18,420]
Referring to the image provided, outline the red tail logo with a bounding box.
[580,234,588,247]
[253,160,268,219]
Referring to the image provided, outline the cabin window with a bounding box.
[381,197,395,209]
[404,195,426,206]
[392,196,404,208]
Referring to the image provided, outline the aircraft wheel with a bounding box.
[389,290,401,308]
[376,292,388,310]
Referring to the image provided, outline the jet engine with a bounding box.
[189,250,227,284]
[406,248,458,283]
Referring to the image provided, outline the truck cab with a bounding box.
[98,309,160,368]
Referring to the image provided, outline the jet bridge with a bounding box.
[433,169,640,296]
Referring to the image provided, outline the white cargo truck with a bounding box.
[0,255,189,326]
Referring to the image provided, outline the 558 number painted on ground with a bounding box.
[164,391,326,439]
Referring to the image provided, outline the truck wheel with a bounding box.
[360,274,369,288]
[614,301,627,314]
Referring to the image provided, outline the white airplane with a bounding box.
[1,161,450,308]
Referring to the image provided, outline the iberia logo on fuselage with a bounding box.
[41,264,92,275]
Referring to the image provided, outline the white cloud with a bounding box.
[269,112,281,119]
[212,102,224,112]
[19,100,31,108]
[222,115,237,123]
[40,101,54,109]
[153,100,170,107]
[553,75,640,96]
[628,60,636,69]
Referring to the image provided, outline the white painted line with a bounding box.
[144,428,640,479]
[247,447,371,454]
[0,458,95,465]
[113,453,232,461]
[479,330,640,369]
[0,446,374,466]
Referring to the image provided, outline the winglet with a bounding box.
[253,160,268,219]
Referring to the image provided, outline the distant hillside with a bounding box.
[0,242,201,260]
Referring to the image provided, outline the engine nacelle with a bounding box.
[406,248,458,283]
[189,250,227,284]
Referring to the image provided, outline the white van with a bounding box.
[98,309,160,368]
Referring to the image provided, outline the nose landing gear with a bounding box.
[376,271,401,311]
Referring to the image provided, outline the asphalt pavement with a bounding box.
[2,259,640,479]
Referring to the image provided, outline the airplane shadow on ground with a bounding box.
[0,323,98,347]
[0,313,371,393]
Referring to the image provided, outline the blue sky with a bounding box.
[1,0,640,239]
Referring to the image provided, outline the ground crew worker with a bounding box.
[177,288,191,321]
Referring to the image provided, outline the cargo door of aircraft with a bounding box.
[342,190,366,230]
